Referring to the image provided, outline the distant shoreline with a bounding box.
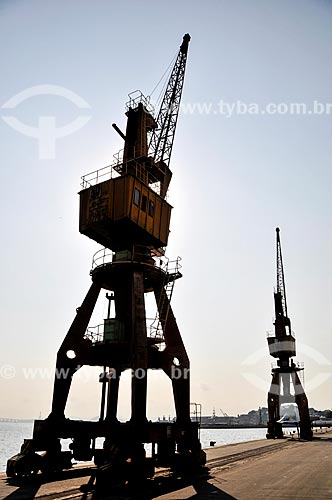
[0,419,34,423]
[1,420,330,429]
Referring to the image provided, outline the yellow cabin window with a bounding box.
[148,200,155,217]
[134,188,140,206]
[141,195,147,212]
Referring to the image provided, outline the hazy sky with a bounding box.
[1,0,332,420]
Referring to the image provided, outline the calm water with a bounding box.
[0,422,297,473]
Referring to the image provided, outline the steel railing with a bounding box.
[267,330,296,338]
[81,157,165,197]
[91,245,171,272]
[125,90,155,114]
[84,324,104,343]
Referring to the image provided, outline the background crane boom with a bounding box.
[276,227,288,318]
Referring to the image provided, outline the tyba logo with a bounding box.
[2,84,91,159]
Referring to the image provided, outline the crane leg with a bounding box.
[154,286,190,425]
[267,371,283,439]
[130,272,148,425]
[153,285,204,470]
[49,282,101,419]
[292,372,313,440]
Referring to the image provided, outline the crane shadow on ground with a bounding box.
[2,466,94,500]
[2,481,41,500]
[189,478,238,499]
[77,468,238,500]
[2,467,238,500]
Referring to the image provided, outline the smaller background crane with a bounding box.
[266,228,312,440]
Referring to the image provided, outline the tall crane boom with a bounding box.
[275,227,288,319]
[149,33,191,169]
[273,227,291,336]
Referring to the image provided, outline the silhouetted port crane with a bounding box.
[7,34,205,483]
[266,228,312,440]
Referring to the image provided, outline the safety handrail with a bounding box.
[91,246,171,272]
[149,256,182,340]
[125,90,155,114]
[91,248,114,270]
[266,330,296,338]
[84,324,104,343]
[86,318,165,345]
[80,156,166,197]
[271,360,303,369]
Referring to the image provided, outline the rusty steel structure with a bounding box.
[266,228,312,440]
[7,34,205,482]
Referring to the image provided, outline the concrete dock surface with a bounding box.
[1,430,332,499]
